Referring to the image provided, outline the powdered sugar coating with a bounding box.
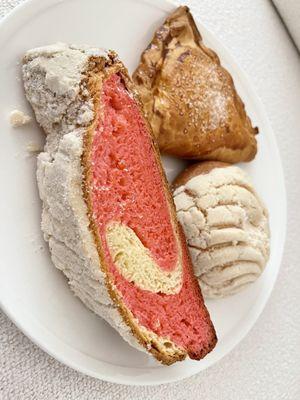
[23,43,144,352]
[22,43,101,153]
[165,52,230,133]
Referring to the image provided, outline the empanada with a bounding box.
[133,6,258,162]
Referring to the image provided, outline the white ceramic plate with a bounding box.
[0,0,286,386]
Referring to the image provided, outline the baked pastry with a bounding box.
[22,43,217,364]
[173,162,270,298]
[133,6,258,162]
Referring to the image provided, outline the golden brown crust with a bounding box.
[133,6,258,163]
[80,53,216,365]
[173,161,231,189]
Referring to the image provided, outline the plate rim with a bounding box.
[0,0,287,386]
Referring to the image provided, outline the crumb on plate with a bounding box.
[10,109,31,127]
[26,142,42,153]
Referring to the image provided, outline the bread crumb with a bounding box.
[10,109,31,127]
[26,142,42,153]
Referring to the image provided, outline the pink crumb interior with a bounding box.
[90,74,213,355]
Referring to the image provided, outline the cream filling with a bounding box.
[106,222,182,294]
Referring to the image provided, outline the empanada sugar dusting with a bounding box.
[133,6,258,162]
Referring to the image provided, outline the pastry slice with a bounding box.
[133,6,258,162]
[22,43,217,365]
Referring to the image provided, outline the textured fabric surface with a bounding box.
[273,0,300,51]
[1,0,300,399]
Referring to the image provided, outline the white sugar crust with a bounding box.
[174,166,270,298]
[23,43,145,352]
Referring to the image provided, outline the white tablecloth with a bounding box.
[0,0,299,399]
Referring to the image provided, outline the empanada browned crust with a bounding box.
[133,6,258,162]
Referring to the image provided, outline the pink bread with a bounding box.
[22,43,217,365]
